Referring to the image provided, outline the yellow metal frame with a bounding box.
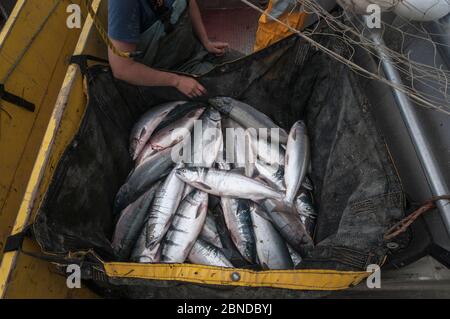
[0,0,102,299]
[105,263,368,291]
[0,0,85,260]
[1,0,372,298]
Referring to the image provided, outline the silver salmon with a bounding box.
[131,237,162,263]
[222,119,250,169]
[250,203,293,270]
[114,148,174,214]
[217,161,255,263]
[285,121,310,203]
[287,244,302,267]
[295,191,318,238]
[200,213,223,249]
[221,120,255,176]
[302,176,314,191]
[209,97,288,144]
[254,160,286,191]
[112,181,161,261]
[190,108,223,167]
[149,107,205,152]
[176,167,284,202]
[130,101,185,160]
[162,190,209,263]
[263,199,314,256]
[132,163,186,262]
[188,238,233,268]
[135,143,158,168]
[249,132,285,167]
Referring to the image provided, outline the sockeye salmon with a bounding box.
[112,182,161,261]
[162,190,209,263]
[285,121,310,203]
[190,108,223,167]
[200,213,224,248]
[130,101,185,160]
[132,163,186,262]
[250,203,293,270]
[114,148,173,214]
[295,191,318,238]
[209,97,288,144]
[188,238,233,268]
[176,167,284,202]
[151,107,205,150]
[263,199,314,256]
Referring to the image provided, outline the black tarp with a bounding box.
[33,31,405,297]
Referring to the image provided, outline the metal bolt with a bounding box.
[231,272,241,282]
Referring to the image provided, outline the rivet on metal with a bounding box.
[231,272,241,282]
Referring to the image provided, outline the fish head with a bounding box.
[293,121,308,136]
[188,189,209,204]
[129,138,141,160]
[188,107,206,119]
[175,167,202,183]
[204,108,222,122]
[208,97,233,115]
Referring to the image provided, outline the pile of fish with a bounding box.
[112,97,318,270]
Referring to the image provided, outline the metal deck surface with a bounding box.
[199,0,264,55]
[202,7,260,55]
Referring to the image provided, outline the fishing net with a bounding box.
[34,16,405,296]
[243,0,450,114]
[337,0,396,14]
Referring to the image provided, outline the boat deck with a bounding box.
[200,0,265,54]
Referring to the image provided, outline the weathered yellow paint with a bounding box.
[105,263,368,291]
[0,0,85,261]
[0,0,106,299]
[2,239,98,299]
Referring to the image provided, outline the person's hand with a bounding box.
[174,75,207,98]
[204,41,229,56]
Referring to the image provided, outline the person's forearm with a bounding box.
[189,0,209,45]
[113,60,178,87]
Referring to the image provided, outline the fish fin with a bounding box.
[291,130,297,141]
[193,181,212,191]
[196,202,208,219]
[261,262,270,270]
[252,204,273,222]
[139,128,147,140]
[230,167,245,175]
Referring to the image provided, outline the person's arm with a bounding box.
[189,0,229,55]
[108,39,206,97]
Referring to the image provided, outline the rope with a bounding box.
[384,195,450,241]
[239,0,450,115]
